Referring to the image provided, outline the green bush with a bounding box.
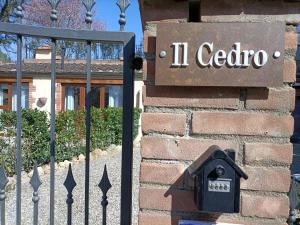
[0,107,141,176]
[0,109,50,175]
[56,109,85,161]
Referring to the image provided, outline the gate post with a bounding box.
[138,1,297,225]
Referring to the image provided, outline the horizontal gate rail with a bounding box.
[0,23,134,43]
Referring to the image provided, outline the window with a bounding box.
[12,84,29,111]
[107,85,123,107]
[62,84,123,111]
[64,85,81,111]
[0,83,29,111]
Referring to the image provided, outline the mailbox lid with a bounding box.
[188,146,248,180]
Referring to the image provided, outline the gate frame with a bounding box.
[0,22,136,225]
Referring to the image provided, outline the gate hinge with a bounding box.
[132,57,143,70]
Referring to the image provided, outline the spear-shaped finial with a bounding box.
[116,0,130,31]
[82,0,96,30]
[16,0,24,23]
[47,0,61,27]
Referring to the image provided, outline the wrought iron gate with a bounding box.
[0,0,138,224]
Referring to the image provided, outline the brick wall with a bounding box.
[55,83,62,113]
[138,0,298,225]
[28,81,36,109]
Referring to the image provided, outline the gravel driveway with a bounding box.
[5,147,141,225]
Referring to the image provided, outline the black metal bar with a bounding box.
[47,2,60,223]
[0,190,5,225]
[0,165,8,225]
[120,35,135,225]
[64,164,77,225]
[98,165,112,225]
[82,1,95,224]
[289,174,300,224]
[30,165,42,225]
[84,39,92,225]
[49,37,56,225]
[16,34,22,225]
[0,22,133,43]
[15,2,23,225]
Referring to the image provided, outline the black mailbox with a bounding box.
[188,145,248,213]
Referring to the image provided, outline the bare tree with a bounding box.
[0,0,16,22]
[0,0,106,60]
[23,0,105,30]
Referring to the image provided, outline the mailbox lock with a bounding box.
[215,165,225,177]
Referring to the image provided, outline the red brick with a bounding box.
[192,112,293,137]
[139,212,179,225]
[144,31,156,54]
[283,59,296,83]
[140,1,188,25]
[241,194,289,219]
[246,87,295,111]
[139,187,197,212]
[143,86,240,109]
[244,142,293,165]
[201,0,300,24]
[142,113,186,136]
[143,60,155,81]
[285,32,298,50]
[241,166,290,192]
[139,212,286,225]
[140,162,185,186]
[141,136,239,161]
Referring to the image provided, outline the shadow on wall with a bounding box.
[160,145,248,225]
[163,146,239,225]
[163,170,222,225]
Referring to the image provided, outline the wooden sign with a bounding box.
[155,23,284,87]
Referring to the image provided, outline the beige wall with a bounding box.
[35,50,52,60]
[31,78,52,113]
[30,78,143,114]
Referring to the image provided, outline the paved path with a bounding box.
[5,147,141,225]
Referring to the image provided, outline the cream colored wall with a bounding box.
[32,78,52,113]
[31,79,143,113]
[35,51,52,60]
[134,80,143,141]
[134,80,143,111]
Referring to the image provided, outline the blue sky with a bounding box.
[95,0,143,44]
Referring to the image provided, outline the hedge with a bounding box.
[0,107,141,175]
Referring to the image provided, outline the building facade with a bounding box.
[0,46,143,113]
